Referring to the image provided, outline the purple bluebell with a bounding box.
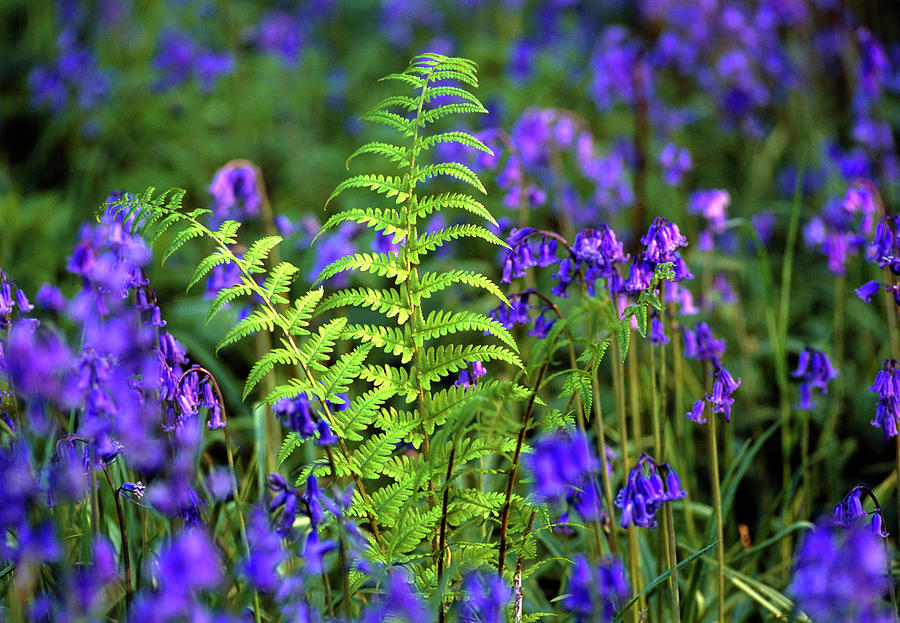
[209,162,262,223]
[790,521,893,623]
[615,453,686,529]
[659,143,692,186]
[459,571,513,623]
[792,347,837,410]
[488,293,531,330]
[563,555,630,623]
[833,486,888,538]
[455,360,487,389]
[870,359,900,439]
[524,429,598,504]
[856,280,882,303]
[257,11,304,65]
[689,189,730,251]
[242,506,287,592]
[273,393,316,438]
[683,323,726,361]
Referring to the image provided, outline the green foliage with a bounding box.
[107,54,524,586]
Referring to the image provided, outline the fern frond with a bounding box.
[353,479,418,528]
[357,111,414,138]
[422,86,486,108]
[378,72,425,89]
[259,262,299,305]
[343,324,413,362]
[417,344,523,390]
[331,387,393,442]
[244,236,283,274]
[212,220,241,246]
[297,317,348,373]
[419,103,487,125]
[345,142,411,169]
[382,506,443,560]
[264,379,314,405]
[316,343,374,405]
[318,287,410,324]
[416,309,518,352]
[216,307,279,353]
[409,224,506,261]
[162,223,204,264]
[314,252,408,286]
[413,193,497,226]
[206,282,254,324]
[366,94,418,115]
[360,364,415,402]
[317,207,406,243]
[275,288,324,336]
[277,433,305,466]
[350,423,417,479]
[188,251,232,292]
[413,162,486,194]
[422,68,478,88]
[413,271,507,306]
[326,174,410,207]
[243,347,303,401]
[419,131,492,156]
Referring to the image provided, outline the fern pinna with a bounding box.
[108,54,525,597]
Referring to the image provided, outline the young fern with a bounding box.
[107,54,526,596]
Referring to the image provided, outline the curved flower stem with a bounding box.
[498,364,547,577]
[102,466,132,613]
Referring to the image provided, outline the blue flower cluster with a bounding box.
[792,347,838,410]
[563,555,630,623]
[615,453,686,529]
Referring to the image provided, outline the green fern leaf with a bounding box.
[419,131,492,156]
[216,307,279,353]
[415,309,518,352]
[422,86,486,108]
[358,110,415,138]
[318,287,410,324]
[326,174,410,207]
[413,192,497,226]
[206,282,254,324]
[277,433,305,466]
[315,343,374,405]
[409,224,506,260]
[413,271,507,306]
[382,506,442,560]
[360,364,415,402]
[275,288,324,336]
[243,347,302,401]
[419,103,487,125]
[366,94,418,115]
[297,317,348,373]
[188,251,232,292]
[413,162,486,194]
[331,387,393,442]
[353,479,417,528]
[351,423,417,479]
[417,344,523,390]
[317,207,406,244]
[244,235,283,274]
[314,252,408,286]
[345,142,411,169]
[212,220,241,246]
[343,324,413,362]
[377,72,425,89]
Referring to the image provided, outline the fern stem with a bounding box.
[498,364,547,576]
[437,446,456,623]
[591,373,616,557]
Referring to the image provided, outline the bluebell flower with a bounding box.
[683,323,726,361]
[459,571,512,623]
[792,347,837,409]
[209,162,262,223]
[615,453,686,529]
[659,143,692,186]
[790,521,893,623]
[257,11,304,65]
[870,359,900,438]
[856,280,882,302]
[524,430,599,505]
[563,555,629,623]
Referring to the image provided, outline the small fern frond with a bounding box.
[419,131,493,156]
[162,224,205,264]
[360,364,415,402]
[277,433,305,466]
[345,142,411,169]
[366,94,418,115]
[206,283,254,324]
[244,235,283,275]
[357,111,415,138]
[188,251,231,292]
[297,317,348,373]
[316,343,374,405]
[418,344,523,390]
[243,347,303,401]
[350,423,418,479]
[419,102,488,125]
[422,85,486,108]
[212,220,241,246]
[377,72,425,89]
[416,310,518,352]
[413,162,486,194]
[318,288,410,324]
[316,207,406,244]
[414,270,508,305]
[216,307,279,353]
[314,252,408,286]
[259,262,299,304]
[343,324,413,362]
[275,288,324,336]
[326,174,410,208]
[414,193,497,226]
[409,224,506,262]
[331,388,392,442]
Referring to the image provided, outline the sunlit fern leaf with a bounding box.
[216,307,279,353]
[318,287,410,324]
[316,343,374,405]
[277,433,305,467]
[317,207,406,244]
[413,271,508,306]
[264,378,314,405]
[422,85,486,108]
[162,224,205,264]
[188,251,232,292]
[342,324,413,362]
[360,364,415,402]
[275,288,324,336]
[417,344,524,391]
[351,479,417,528]
[415,309,518,352]
[243,347,303,401]
[413,192,497,226]
[243,235,283,275]
[419,131,492,156]
[413,162,486,194]
[350,423,418,480]
[419,103,488,126]
[366,94,418,115]
[314,252,408,286]
[409,224,507,258]
[296,317,347,374]
[206,282,254,324]
[357,111,415,138]
[330,387,393,442]
[381,506,443,561]
[377,72,425,88]
[421,69,478,88]
[345,142,411,169]
[326,174,410,207]
[259,262,299,304]
[213,220,241,246]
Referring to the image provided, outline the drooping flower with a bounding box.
[832,486,889,538]
[524,429,599,504]
[459,571,512,623]
[563,555,630,623]
[792,347,838,410]
[870,359,900,438]
[615,453,686,529]
[790,521,893,623]
[209,161,263,223]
